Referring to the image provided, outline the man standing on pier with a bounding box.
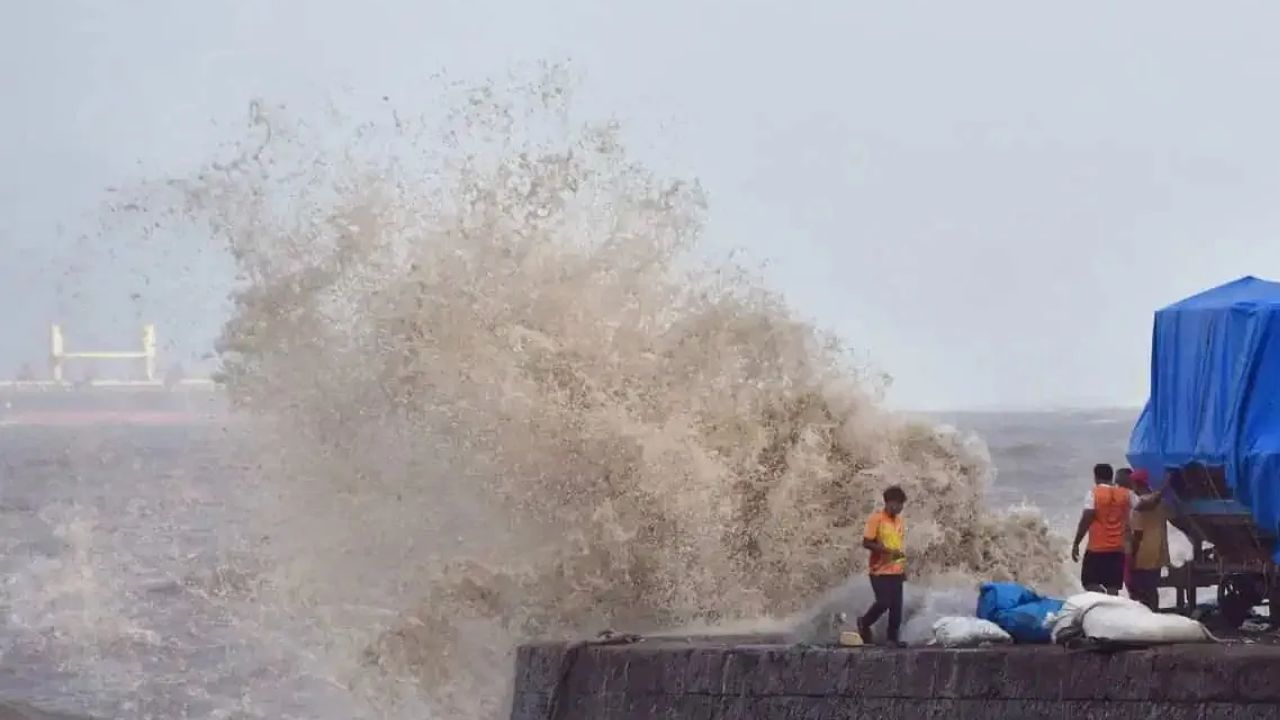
[858,486,907,647]
[1115,467,1135,589]
[1072,463,1163,594]
[1127,469,1169,610]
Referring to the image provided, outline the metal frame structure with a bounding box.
[50,323,156,382]
[0,325,212,389]
[1158,463,1278,627]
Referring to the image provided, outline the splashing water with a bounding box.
[96,67,1069,719]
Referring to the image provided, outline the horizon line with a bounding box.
[899,403,1144,415]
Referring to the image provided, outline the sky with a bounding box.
[4,1,1280,410]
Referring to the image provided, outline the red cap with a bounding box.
[1131,468,1151,489]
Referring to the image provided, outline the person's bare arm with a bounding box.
[862,537,904,560]
[1072,510,1095,562]
[1135,490,1164,511]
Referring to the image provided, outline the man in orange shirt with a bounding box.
[857,486,907,646]
[1071,463,1163,594]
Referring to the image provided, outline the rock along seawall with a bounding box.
[510,640,1280,719]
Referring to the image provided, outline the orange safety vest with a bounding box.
[1088,485,1132,553]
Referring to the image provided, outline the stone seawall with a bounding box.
[510,640,1280,719]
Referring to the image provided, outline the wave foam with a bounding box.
[122,67,1067,719]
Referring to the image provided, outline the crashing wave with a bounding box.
[128,67,1066,719]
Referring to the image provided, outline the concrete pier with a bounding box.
[510,639,1280,719]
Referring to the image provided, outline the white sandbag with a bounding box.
[1048,592,1141,642]
[1049,591,1213,645]
[930,616,1013,647]
[1083,605,1213,644]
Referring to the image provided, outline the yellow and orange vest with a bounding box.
[864,510,906,575]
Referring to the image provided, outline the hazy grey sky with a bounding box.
[4,1,1280,410]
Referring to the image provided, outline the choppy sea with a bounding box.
[0,405,1137,719]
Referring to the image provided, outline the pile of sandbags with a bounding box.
[1049,592,1216,646]
[924,584,1215,649]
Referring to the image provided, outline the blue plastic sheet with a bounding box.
[976,582,1036,620]
[1128,276,1280,561]
[976,582,1063,644]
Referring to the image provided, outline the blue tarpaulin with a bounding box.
[1128,276,1280,560]
[976,582,1063,643]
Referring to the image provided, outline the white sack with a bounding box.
[1048,592,1144,642]
[930,616,1013,647]
[1049,591,1213,645]
[1083,605,1213,644]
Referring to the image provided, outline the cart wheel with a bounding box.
[1219,575,1256,629]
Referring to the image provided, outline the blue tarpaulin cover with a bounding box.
[1128,276,1280,560]
[976,582,1063,644]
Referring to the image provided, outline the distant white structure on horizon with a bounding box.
[0,325,214,389]
[51,323,157,382]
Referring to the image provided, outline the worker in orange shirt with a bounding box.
[1071,463,1163,594]
[857,486,907,646]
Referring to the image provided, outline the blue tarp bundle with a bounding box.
[1127,276,1280,561]
[976,582,1063,643]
